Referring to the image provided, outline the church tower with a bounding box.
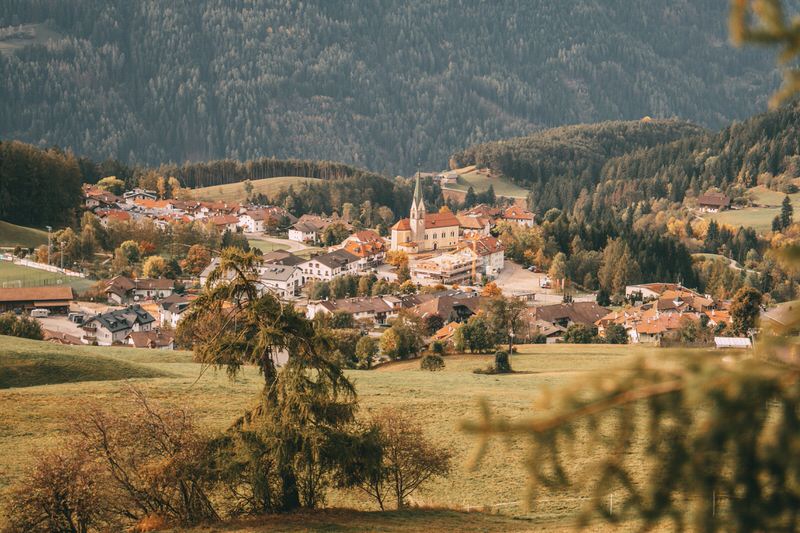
[410,171,426,243]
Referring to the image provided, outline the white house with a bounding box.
[127,330,175,350]
[306,295,400,325]
[239,210,270,233]
[456,235,505,279]
[299,249,361,282]
[158,294,196,328]
[256,264,304,298]
[123,188,158,204]
[105,276,175,305]
[81,305,155,345]
[289,221,322,243]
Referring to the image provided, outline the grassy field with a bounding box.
[0,220,48,248]
[248,238,289,253]
[0,340,715,530]
[0,23,63,55]
[704,186,800,232]
[443,167,529,199]
[0,336,172,389]
[190,176,322,203]
[0,260,95,292]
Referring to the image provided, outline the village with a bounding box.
[0,173,758,358]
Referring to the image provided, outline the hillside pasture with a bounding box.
[704,186,800,232]
[0,220,48,248]
[189,176,322,202]
[0,336,171,389]
[0,340,717,530]
[443,167,529,199]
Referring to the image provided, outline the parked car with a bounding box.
[68,312,85,324]
[30,308,50,318]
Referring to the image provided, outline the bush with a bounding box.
[355,336,379,369]
[563,324,598,344]
[420,354,445,371]
[429,340,446,356]
[0,312,44,340]
[494,350,512,373]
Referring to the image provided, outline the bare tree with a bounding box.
[357,409,452,510]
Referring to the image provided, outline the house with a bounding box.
[335,230,387,268]
[105,276,175,304]
[256,264,303,298]
[43,329,83,346]
[289,221,323,244]
[502,205,535,227]
[261,250,306,267]
[456,215,492,236]
[531,302,610,329]
[83,187,123,210]
[460,204,503,220]
[123,188,158,204]
[410,252,475,285]
[761,300,800,333]
[158,293,197,328]
[306,295,399,325]
[127,329,175,350]
[299,249,361,282]
[238,209,275,233]
[625,283,687,300]
[408,293,481,323]
[437,170,459,186]
[96,209,133,226]
[391,174,460,252]
[81,305,155,345]
[697,192,731,213]
[518,309,567,343]
[456,235,505,278]
[208,214,240,233]
[431,321,460,343]
[0,286,75,314]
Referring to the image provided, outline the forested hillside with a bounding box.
[450,119,705,213]
[0,1,791,174]
[595,100,800,210]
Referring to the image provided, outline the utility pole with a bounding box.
[46,226,52,265]
[60,241,64,272]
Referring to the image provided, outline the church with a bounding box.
[390,173,460,253]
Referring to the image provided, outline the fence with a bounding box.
[0,254,86,278]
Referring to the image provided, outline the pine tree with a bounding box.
[781,195,794,229]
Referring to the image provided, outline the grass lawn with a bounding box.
[443,168,529,199]
[0,220,48,248]
[190,176,322,203]
[0,260,95,292]
[248,238,289,253]
[0,338,703,531]
[0,336,172,389]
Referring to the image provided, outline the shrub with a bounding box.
[355,335,379,369]
[429,340,446,356]
[420,354,445,371]
[0,312,44,340]
[494,350,512,373]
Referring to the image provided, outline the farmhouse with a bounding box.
[207,214,240,232]
[391,174,460,252]
[531,302,610,329]
[697,192,731,212]
[0,286,75,314]
[105,276,175,304]
[81,305,155,345]
[256,264,303,298]
[158,293,197,328]
[333,230,387,268]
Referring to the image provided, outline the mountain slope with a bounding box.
[450,119,704,213]
[0,1,793,174]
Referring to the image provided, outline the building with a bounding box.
[158,293,196,328]
[502,205,535,227]
[261,250,306,267]
[334,230,387,268]
[531,302,610,329]
[105,276,175,304]
[127,329,175,350]
[306,295,400,325]
[456,215,492,236]
[697,192,731,212]
[123,188,158,203]
[456,235,505,278]
[238,210,270,233]
[391,174,460,252]
[408,293,481,323]
[83,186,123,210]
[289,221,323,244]
[410,252,475,285]
[298,249,361,282]
[81,305,155,345]
[208,214,240,232]
[256,264,303,298]
[0,286,75,314]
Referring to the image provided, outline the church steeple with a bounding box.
[410,170,426,243]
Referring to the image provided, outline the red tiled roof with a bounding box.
[392,218,411,231]
[424,212,460,228]
[504,206,534,220]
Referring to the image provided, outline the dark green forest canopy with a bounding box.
[451,119,705,213]
[0,0,792,174]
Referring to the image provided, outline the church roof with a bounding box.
[391,219,411,231]
[424,212,460,228]
[413,171,423,207]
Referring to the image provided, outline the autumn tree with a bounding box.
[184,244,212,275]
[356,409,452,510]
[483,294,527,353]
[179,248,371,512]
[142,255,168,278]
[730,285,762,335]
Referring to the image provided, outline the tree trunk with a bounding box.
[279,464,300,512]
